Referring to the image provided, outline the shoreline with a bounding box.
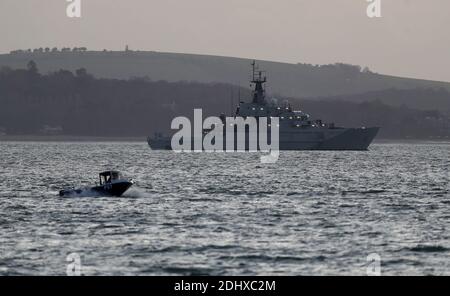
[1,135,449,144]
[0,135,146,142]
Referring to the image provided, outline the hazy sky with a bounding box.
[1,0,449,82]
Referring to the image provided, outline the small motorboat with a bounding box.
[59,171,134,197]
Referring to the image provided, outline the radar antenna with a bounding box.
[250,60,267,104]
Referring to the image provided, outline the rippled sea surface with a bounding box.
[0,141,449,275]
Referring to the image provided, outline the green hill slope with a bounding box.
[1,50,450,98]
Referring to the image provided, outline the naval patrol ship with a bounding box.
[148,61,379,151]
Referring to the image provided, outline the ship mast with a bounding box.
[251,60,267,104]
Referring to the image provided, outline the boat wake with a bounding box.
[122,186,153,198]
[59,188,104,198]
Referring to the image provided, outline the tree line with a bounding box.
[9,47,88,54]
[0,61,448,139]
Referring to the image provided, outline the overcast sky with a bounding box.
[1,0,449,82]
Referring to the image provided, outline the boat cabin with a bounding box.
[99,171,122,185]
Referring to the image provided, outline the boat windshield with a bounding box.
[99,171,122,185]
[111,171,121,180]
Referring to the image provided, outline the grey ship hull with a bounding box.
[148,127,380,151]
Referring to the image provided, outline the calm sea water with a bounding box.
[0,141,448,275]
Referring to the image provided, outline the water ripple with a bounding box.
[0,141,448,275]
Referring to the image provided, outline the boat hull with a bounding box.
[147,127,380,151]
[59,181,133,197]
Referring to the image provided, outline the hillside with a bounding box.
[0,65,448,140]
[306,88,450,115]
[2,50,450,99]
